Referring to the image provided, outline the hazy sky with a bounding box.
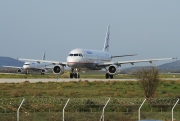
[0,0,179,68]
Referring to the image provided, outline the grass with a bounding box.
[0,79,179,98]
[0,74,179,121]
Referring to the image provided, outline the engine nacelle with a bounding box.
[17,69,22,73]
[53,65,64,74]
[41,69,47,74]
[107,65,119,75]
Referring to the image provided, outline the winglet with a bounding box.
[172,57,178,60]
[103,25,110,51]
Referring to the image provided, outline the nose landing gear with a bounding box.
[70,68,80,78]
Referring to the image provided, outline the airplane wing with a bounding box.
[111,54,137,58]
[97,58,175,67]
[3,65,22,69]
[18,58,67,66]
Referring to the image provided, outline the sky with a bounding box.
[0,0,180,68]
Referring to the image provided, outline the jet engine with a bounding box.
[107,65,119,75]
[53,65,64,74]
[41,69,47,74]
[17,69,22,73]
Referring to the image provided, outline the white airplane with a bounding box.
[18,26,175,78]
[4,52,49,74]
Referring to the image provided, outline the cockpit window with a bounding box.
[24,64,30,65]
[69,53,83,57]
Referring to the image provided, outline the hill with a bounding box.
[0,56,23,67]
[158,60,180,72]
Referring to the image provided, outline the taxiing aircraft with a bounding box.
[18,26,175,78]
[4,52,49,74]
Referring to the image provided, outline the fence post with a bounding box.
[100,98,110,121]
[63,98,70,121]
[172,98,179,121]
[138,99,146,121]
[17,98,25,121]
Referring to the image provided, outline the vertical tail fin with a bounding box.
[103,25,110,51]
[42,52,46,60]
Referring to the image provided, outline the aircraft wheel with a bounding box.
[74,73,78,78]
[70,73,74,78]
[77,74,80,78]
[75,73,80,78]
[110,75,113,79]
[106,73,109,79]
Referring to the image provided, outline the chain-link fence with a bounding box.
[0,97,179,121]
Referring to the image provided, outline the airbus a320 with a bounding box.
[4,52,49,74]
[18,26,175,78]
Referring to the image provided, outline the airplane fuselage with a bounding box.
[67,48,111,70]
[23,62,46,70]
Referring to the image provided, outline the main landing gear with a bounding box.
[69,68,114,79]
[104,67,114,79]
[70,68,80,78]
[105,73,113,79]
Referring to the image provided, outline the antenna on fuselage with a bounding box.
[103,25,110,52]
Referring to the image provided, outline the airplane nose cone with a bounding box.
[67,56,83,62]
[67,56,83,67]
[23,65,30,69]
